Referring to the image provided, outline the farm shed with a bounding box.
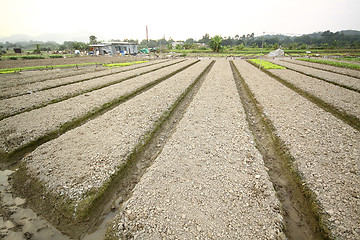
[13,48,22,53]
[89,42,138,55]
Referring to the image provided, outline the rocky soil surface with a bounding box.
[24,60,211,201]
[269,59,360,91]
[234,60,360,240]
[109,59,285,239]
[0,55,149,69]
[268,68,360,119]
[0,66,107,90]
[1,58,359,239]
[0,60,167,99]
[0,59,194,154]
[282,59,360,78]
[0,60,182,119]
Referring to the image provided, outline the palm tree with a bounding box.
[209,35,222,52]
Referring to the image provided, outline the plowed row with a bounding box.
[0,58,358,240]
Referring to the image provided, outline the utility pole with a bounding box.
[146,25,149,44]
[259,31,265,69]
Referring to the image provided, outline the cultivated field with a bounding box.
[0,57,359,240]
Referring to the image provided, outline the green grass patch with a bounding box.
[297,58,360,70]
[21,55,45,60]
[334,56,360,62]
[102,61,148,68]
[0,62,99,74]
[249,59,286,69]
[49,55,64,58]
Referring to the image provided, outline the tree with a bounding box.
[209,35,222,52]
[89,35,97,44]
[33,44,41,54]
[198,33,210,44]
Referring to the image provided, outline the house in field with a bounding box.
[89,42,138,55]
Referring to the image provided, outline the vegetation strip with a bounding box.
[268,60,360,93]
[0,60,148,74]
[0,60,185,121]
[0,62,99,74]
[281,59,360,79]
[0,60,165,100]
[230,61,330,239]
[0,60,199,165]
[335,57,360,62]
[249,59,286,69]
[103,61,148,67]
[11,60,210,239]
[297,58,360,70]
[247,60,360,132]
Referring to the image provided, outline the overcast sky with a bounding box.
[1,0,360,41]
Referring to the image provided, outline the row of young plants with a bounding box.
[0,54,76,61]
[248,59,286,69]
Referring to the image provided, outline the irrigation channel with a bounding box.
[0,58,359,239]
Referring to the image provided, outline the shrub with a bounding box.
[9,56,18,60]
[50,55,63,58]
[21,55,45,59]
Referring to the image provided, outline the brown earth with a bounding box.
[0,55,150,69]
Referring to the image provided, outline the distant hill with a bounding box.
[259,30,360,40]
[339,30,360,35]
[0,30,93,43]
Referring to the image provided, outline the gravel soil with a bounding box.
[268,68,360,119]
[0,59,197,154]
[0,55,148,69]
[109,59,285,239]
[0,60,166,99]
[282,59,360,78]
[269,59,360,91]
[0,66,108,90]
[23,59,211,203]
[234,60,360,239]
[0,60,182,119]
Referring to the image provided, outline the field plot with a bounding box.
[0,60,157,99]
[234,60,359,240]
[109,59,284,239]
[269,59,360,92]
[267,66,360,120]
[0,58,359,240]
[0,65,108,90]
[282,58,360,79]
[0,59,195,158]
[0,59,181,120]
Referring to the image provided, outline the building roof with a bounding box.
[89,42,137,47]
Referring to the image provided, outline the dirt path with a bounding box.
[109,59,285,239]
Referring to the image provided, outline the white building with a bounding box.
[89,42,138,55]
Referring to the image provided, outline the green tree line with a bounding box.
[1,30,359,53]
